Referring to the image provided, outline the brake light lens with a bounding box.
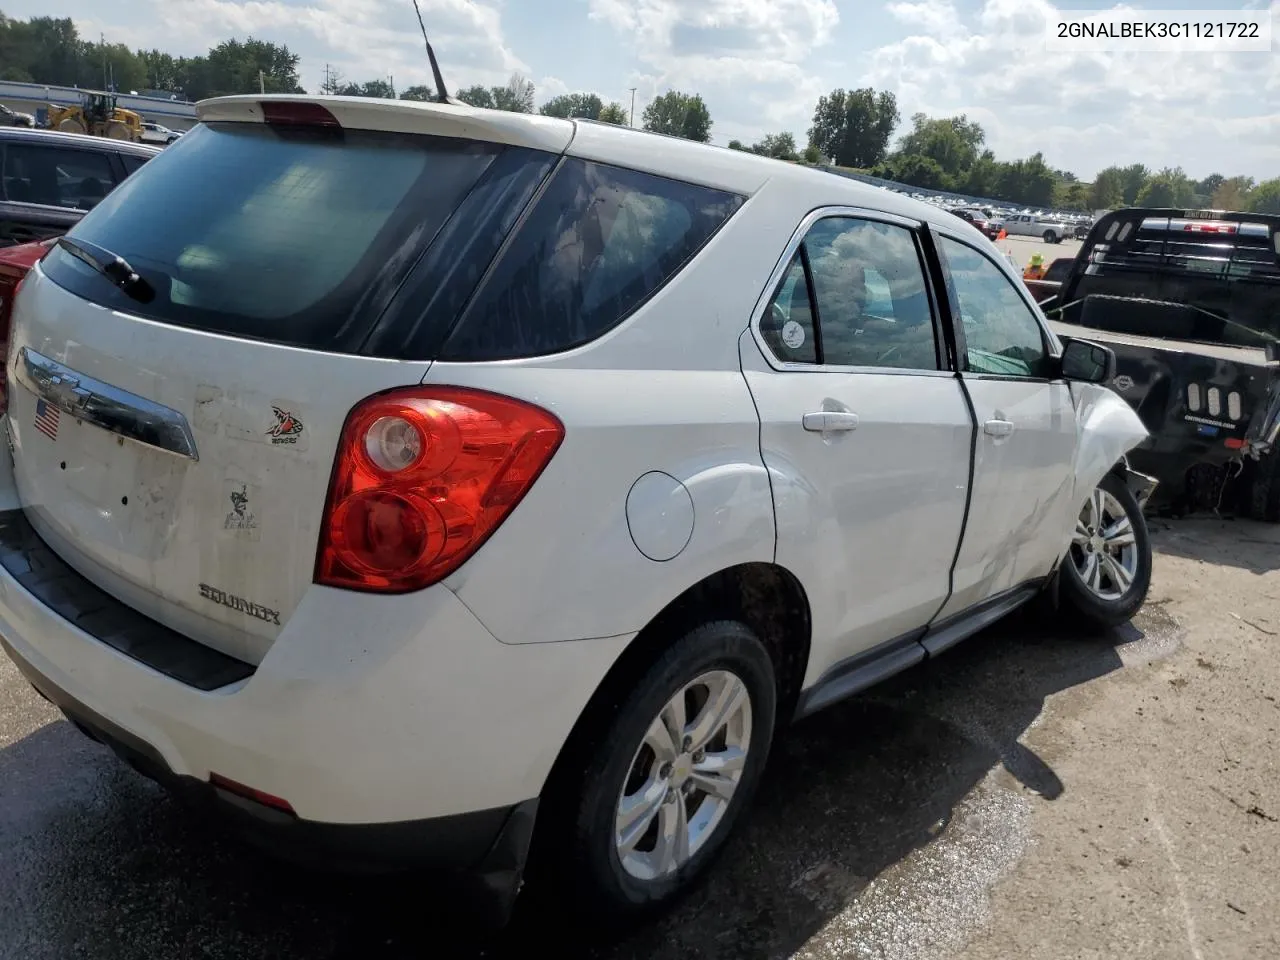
[260,100,341,128]
[315,386,564,593]
[1183,222,1237,234]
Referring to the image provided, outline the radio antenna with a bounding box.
[411,0,453,103]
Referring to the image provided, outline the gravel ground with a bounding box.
[2,517,1277,960]
[998,234,1083,271]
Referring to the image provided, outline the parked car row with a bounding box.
[870,180,1095,242]
[0,127,159,248]
[0,96,1155,933]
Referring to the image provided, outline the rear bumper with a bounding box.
[0,501,630,915]
[3,631,534,922]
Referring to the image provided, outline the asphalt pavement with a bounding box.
[2,519,1277,959]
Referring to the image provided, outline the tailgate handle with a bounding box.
[15,347,199,461]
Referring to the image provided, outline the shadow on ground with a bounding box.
[1145,516,1280,575]
[0,604,1179,960]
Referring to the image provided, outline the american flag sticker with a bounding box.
[34,399,59,442]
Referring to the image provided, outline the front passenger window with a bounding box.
[940,235,1050,378]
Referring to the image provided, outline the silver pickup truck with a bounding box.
[1002,213,1073,244]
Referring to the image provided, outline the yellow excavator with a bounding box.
[48,91,143,142]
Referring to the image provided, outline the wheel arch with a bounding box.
[536,561,812,803]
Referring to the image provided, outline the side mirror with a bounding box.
[1059,337,1117,384]
[1266,341,1280,364]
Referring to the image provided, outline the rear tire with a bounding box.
[551,620,776,925]
[1060,472,1152,629]
[1043,230,1057,243]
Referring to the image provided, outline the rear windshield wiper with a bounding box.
[55,237,155,304]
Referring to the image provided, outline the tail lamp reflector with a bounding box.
[209,772,296,815]
[315,386,564,594]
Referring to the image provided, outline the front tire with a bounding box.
[1060,472,1152,628]
[558,620,777,923]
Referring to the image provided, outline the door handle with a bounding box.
[983,418,1014,437]
[803,411,859,433]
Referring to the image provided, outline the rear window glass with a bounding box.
[440,158,743,361]
[40,122,506,352]
[1064,214,1280,348]
[1094,217,1279,281]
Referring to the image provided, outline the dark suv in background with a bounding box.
[0,127,159,247]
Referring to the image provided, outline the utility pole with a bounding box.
[101,33,107,91]
[259,70,265,94]
[629,87,637,127]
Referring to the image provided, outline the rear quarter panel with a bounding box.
[434,185,821,645]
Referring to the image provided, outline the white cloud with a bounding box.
[587,0,838,141]
[862,0,1280,179]
[80,0,528,96]
[886,0,963,37]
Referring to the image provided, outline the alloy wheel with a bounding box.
[614,670,753,881]
[1071,485,1139,601]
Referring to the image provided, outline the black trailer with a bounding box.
[1037,207,1280,520]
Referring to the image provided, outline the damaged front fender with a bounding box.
[1068,381,1156,508]
[1120,463,1159,511]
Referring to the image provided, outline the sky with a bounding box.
[7,0,1279,180]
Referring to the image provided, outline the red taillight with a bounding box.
[1225,437,1245,450]
[260,100,340,128]
[315,386,564,594]
[1183,222,1236,234]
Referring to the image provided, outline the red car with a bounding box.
[0,239,55,408]
[950,207,1002,240]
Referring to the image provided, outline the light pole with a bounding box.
[629,87,636,127]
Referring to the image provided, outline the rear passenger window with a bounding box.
[3,144,115,210]
[439,158,744,361]
[758,216,939,371]
[759,253,818,364]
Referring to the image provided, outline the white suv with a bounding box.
[0,95,1155,928]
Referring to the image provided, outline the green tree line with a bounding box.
[731,88,1278,213]
[0,13,305,99]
